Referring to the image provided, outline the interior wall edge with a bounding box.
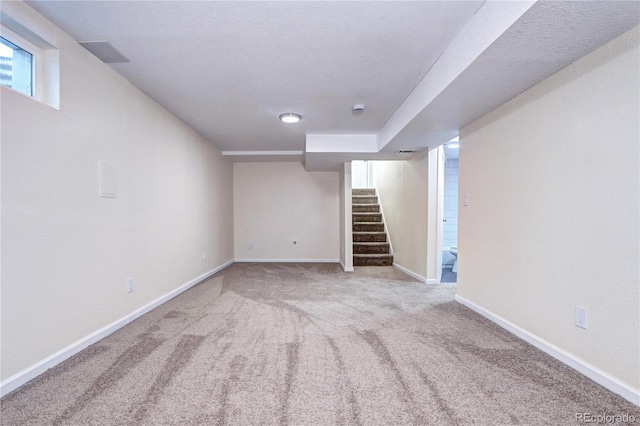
[392,263,427,283]
[339,260,354,273]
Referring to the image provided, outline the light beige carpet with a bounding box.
[2,263,638,425]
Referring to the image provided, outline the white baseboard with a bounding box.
[454,294,640,406]
[426,279,439,284]
[339,260,354,272]
[0,259,235,398]
[235,258,340,263]
[392,263,426,283]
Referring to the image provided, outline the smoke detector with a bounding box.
[352,104,365,113]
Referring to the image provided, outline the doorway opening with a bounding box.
[441,140,459,283]
[352,160,373,189]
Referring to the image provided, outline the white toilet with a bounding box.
[450,246,458,273]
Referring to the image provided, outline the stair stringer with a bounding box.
[373,188,394,258]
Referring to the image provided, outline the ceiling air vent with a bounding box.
[397,149,417,154]
[79,41,129,63]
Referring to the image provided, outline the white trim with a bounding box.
[434,146,446,284]
[392,262,426,283]
[454,294,640,406]
[222,150,303,156]
[0,259,235,398]
[373,188,394,256]
[345,163,354,272]
[339,260,354,272]
[235,258,340,263]
[426,278,439,284]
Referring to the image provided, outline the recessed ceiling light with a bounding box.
[279,113,302,124]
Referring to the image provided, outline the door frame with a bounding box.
[427,146,446,283]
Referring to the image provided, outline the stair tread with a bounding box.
[352,189,389,265]
[353,234,386,239]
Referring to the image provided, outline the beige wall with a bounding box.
[1,2,234,382]
[458,26,639,391]
[233,162,340,261]
[373,150,430,280]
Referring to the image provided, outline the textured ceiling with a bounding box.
[382,0,640,155]
[23,1,640,170]
[26,0,483,151]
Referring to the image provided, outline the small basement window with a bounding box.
[0,20,59,109]
[1,32,35,97]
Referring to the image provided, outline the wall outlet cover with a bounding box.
[575,306,587,329]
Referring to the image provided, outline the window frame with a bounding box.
[0,24,43,101]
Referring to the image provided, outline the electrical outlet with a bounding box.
[248,243,254,251]
[575,306,587,329]
[202,250,207,261]
[127,277,134,293]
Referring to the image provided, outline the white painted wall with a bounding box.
[373,150,430,281]
[233,162,340,261]
[0,2,234,383]
[339,162,353,271]
[458,26,639,393]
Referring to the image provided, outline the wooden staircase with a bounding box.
[352,188,393,266]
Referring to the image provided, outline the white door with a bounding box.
[352,160,369,188]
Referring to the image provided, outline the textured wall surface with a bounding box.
[1,2,234,382]
[233,162,340,262]
[458,26,639,390]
